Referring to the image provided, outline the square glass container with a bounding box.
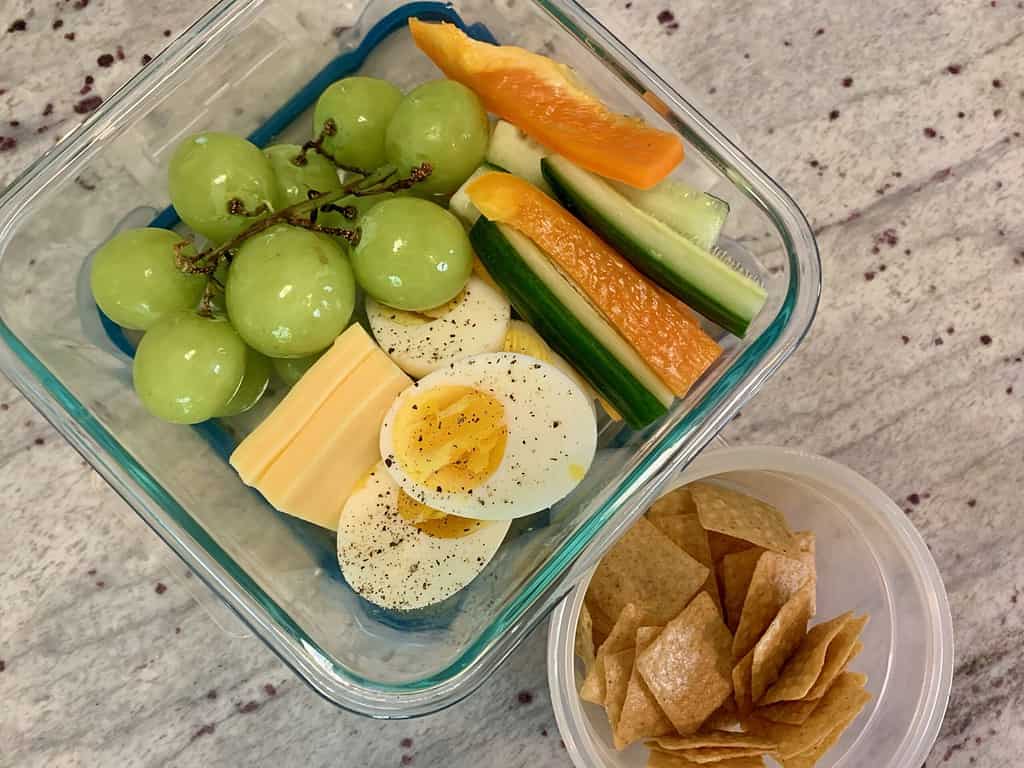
[0,0,820,716]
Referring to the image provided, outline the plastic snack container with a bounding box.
[548,445,953,767]
[0,0,820,716]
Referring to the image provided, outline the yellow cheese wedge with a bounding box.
[256,349,412,530]
[230,325,377,485]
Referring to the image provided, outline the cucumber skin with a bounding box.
[543,159,756,338]
[469,218,666,428]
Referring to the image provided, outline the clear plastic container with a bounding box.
[548,445,954,767]
[0,0,820,716]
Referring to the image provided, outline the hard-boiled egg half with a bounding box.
[366,276,510,378]
[379,352,598,521]
[337,463,510,610]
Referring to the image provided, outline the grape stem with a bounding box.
[293,118,337,168]
[175,162,432,277]
[282,215,361,246]
[319,203,359,221]
[293,118,370,177]
[227,199,271,218]
[197,280,221,318]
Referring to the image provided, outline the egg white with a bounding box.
[379,352,598,520]
[337,462,510,610]
[366,276,511,379]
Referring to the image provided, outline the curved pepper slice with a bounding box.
[409,19,684,189]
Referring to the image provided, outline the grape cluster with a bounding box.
[89,75,489,424]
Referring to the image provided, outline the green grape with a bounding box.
[314,77,403,170]
[169,132,279,244]
[352,198,472,311]
[264,144,342,205]
[90,228,206,330]
[226,224,355,357]
[384,80,489,197]
[272,351,323,387]
[217,346,272,417]
[133,311,246,424]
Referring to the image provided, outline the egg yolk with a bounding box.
[391,384,508,494]
[396,491,484,539]
[396,490,447,523]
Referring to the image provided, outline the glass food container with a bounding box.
[0,0,820,717]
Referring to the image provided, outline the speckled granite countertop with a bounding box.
[1,1,1022,766]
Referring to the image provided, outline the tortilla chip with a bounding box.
[648,486,698,518]
[743,673,870,758]
[805,616,868,699]
[651,732,776,750]
[650,511,722,613]
[586,594,615,644]
[793,532,816,616]
[579,673,605,705]
[756,696,823,725]
[708,531,755,562]
[603,648,635,737]
[733,552,812,660]
[588,516,709,625]
[616,626,673,748]
[759,612,853,705]
[691,483,799,556]
[702,699,740,731]
[719,548,765,632]
[764,639,863,718]
[732,649,754,714]
[750,582,814,703]
[637,593,734,735]
[580,603,653,705]
[845,640,863,667]
[575,602,597,673]
[671,748,772,764]
[777,685,867,768]
[648,752,765,768]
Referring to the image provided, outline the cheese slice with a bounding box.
[256,350,412,530]
[230,324,377,485]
